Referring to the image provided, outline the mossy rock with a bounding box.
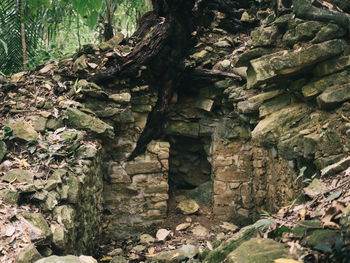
[292,220,323,238]
[305,229,338,250]
[203,228,257,263]
[0,189,19,205]
[226,238,289,263]
[0,140,7,162]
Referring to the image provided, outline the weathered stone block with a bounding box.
[196,98,214,112]
[302,69,350,98]
[67,107,114,139]
[251,25,279,47]
[214,180,227,194]
[165,121,200,137]
[7,118,38,141]
[53,205,76,230]
[317,83,350,109]
[214,193,234,205]
[282,21,323,47]
[215,168,248,182]
[22,212,52,243]
[0,140,6,162]
[259,94,291,117]
[15,244,42,263]
[109,92,131,103]
[126,161,162,175]
[2,169,34,183]
[109,167,131,183]
[252,104,310,146]
[314,55,350,77]
[247,39,346,89]
[227,238,289,263]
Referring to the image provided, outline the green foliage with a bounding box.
[0,0,152,75]
[241,218,275,231]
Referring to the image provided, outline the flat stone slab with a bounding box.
[317,83,350,109]
[2,169,35,183]
[302,69,350,99]
[7,118,38,141]
[247,39,346,89]
[251,104,310,146]
[35,255,97,263]
[321,156,350,177]
[67,107,114,139]
[227,238,289,263]
[15,244,42,263]
[150,244,198,262]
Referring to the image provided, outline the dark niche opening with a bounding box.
[168,135,212,190]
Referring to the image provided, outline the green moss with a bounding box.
[204,228,257,263]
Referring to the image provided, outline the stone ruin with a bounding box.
[2,3,350,260]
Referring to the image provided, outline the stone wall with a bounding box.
[3,2,350,260]
[103,140,169,240]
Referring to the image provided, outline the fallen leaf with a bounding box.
[42,83,51,90]
[21,159,29,168]
[299,208,307,217]
[323,222,340,229]
[5,226,15,237]
[100,256,112,261]
[326,189,342,202]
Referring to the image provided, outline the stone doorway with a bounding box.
[167,135,213,209]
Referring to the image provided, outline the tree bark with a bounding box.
[90,0,250,160]
[20,0,27,71]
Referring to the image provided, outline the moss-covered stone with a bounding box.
[251,25,279,47]
[302,69,350,99]
[7,118,38,141]
[22,212,52,243]
[0,189,19,205]
[292,220,323,238]
[2,169,34,183]
[0,140,7,162]
[252,104,310,146]
[247,39,346,89]
[15,244,42,263]
[204,229,257,263]
[313,23,346,43]
[165,121,200,138]
[314,55,350,77]
[306,229,338,249]
[67,107,114,139]
[226,238,289,263]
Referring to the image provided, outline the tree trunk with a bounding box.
[103,0,114,41]
[90,0,250,160]
[20,0,27,71]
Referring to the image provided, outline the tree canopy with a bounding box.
[0,0,152,75]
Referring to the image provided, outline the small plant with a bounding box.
[2,126,13,140]
[25,138,38,154]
